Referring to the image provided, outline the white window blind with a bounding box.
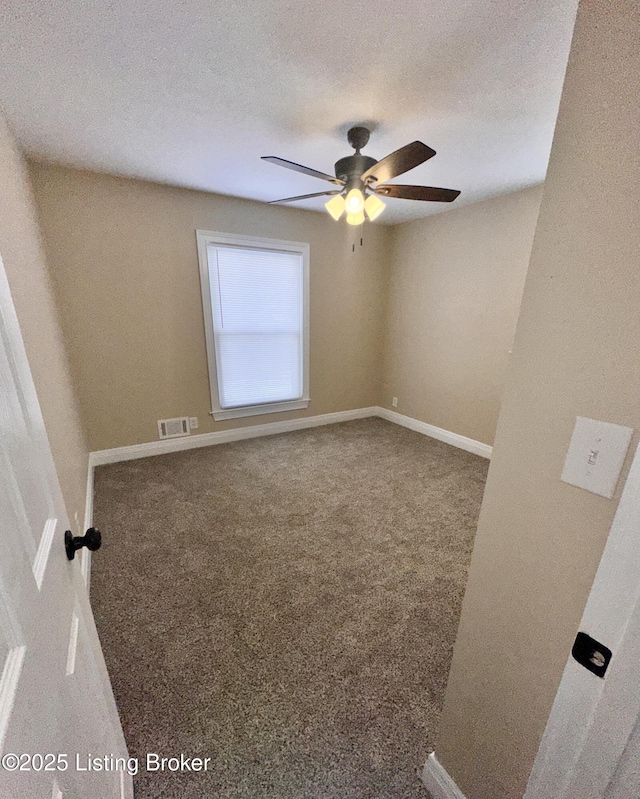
[207,244,304,410]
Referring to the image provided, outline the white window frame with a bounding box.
[196,230,310,421]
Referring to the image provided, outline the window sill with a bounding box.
[211,398,310,421]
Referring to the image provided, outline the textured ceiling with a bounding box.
[0,0,578,224]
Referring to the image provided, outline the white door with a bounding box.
[603,714,640,799]
[525,440,640,799]
[0,254,131,799]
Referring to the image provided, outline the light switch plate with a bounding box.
[561,416,633,499]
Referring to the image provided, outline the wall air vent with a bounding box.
[157,417,191,440]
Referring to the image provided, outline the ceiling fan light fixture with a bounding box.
[346,210,365,226]
[345,188,365,214]
[325,194,346,221]
[364,193,386,221]
[262,127,460,215]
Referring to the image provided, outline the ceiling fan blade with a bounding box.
[268,190,342,204]
[375,184,460,202]
[262,156,344,185]
[361,142,436,184]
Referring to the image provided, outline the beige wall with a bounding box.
[28,164,543,456]
[28,164,391,451]
[0,114,89,529]
[436,2,640,797]
[381,186,543,445]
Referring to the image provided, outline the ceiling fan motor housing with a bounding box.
[334,154,378,192]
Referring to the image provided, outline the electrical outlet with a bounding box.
[392,397,398,407]
[189,417,199,430]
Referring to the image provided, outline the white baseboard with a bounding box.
[377,407,492,459]
[421,752,468,799]
[89,406,492,467]
[89,407,379,466]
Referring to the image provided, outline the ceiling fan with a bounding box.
[261,126,460,224]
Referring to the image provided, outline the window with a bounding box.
[196,230,309,421]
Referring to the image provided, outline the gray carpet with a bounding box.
[91,418,488,798]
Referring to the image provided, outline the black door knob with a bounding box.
[65,527,102,561]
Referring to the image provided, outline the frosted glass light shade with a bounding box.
[364,193,386,221]
[345,188,365,214]
[325,194,345,221]
[346,210,365,226]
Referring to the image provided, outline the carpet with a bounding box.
[91,418,488,798]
